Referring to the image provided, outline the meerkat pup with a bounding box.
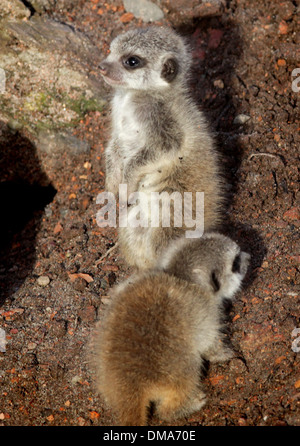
[99,26,224,269]
[89,233,250,425]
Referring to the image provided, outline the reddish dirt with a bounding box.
[0,0,299,426]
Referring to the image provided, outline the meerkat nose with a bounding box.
[99,62,108,75]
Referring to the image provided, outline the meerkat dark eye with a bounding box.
[211,270,220,292]
[123,56,143,69]
[232,253,241,273]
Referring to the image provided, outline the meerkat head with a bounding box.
[99,26,191,91]
[159,233,250,299]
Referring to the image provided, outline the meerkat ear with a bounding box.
[211,270,221,292]
[161,57,178,83]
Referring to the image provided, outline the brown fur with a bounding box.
[89,234,250,425]
[90,274,208,425]
[100,27,225,269]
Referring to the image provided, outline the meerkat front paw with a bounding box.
[105,177,120,195]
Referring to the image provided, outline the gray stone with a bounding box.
[37,275,50,287]
[37,130,91,156]
[6,16,100,66]
[124,0,164,22]
[0,16,106,142]
[233,114,251,125]
[7,119,23,132]
[160,0,224,25]
[0,0,31,20]
[30,0,54,13]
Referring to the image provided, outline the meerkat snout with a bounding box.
[98,62,108,75]
[98,59,123,86]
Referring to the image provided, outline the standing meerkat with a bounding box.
[99,26,224,269]
[89,233,250,426]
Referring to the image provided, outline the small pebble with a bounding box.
[7,119,23,132]
[71,375,82,385]
[233,114,251,125]
[37,276,50,287]
[77,416,86,426]
[277,58,286,67]
[120,12,134,23]
[283,207,299,221]
[278,20,288,35]
[44,205,53,218]
[123,0,164,22]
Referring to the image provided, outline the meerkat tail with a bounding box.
[118,391,149,426]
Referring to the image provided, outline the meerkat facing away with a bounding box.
[89,233,250,425]
[99,26,224,269]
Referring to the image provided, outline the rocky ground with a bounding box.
[0,0,299,426]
